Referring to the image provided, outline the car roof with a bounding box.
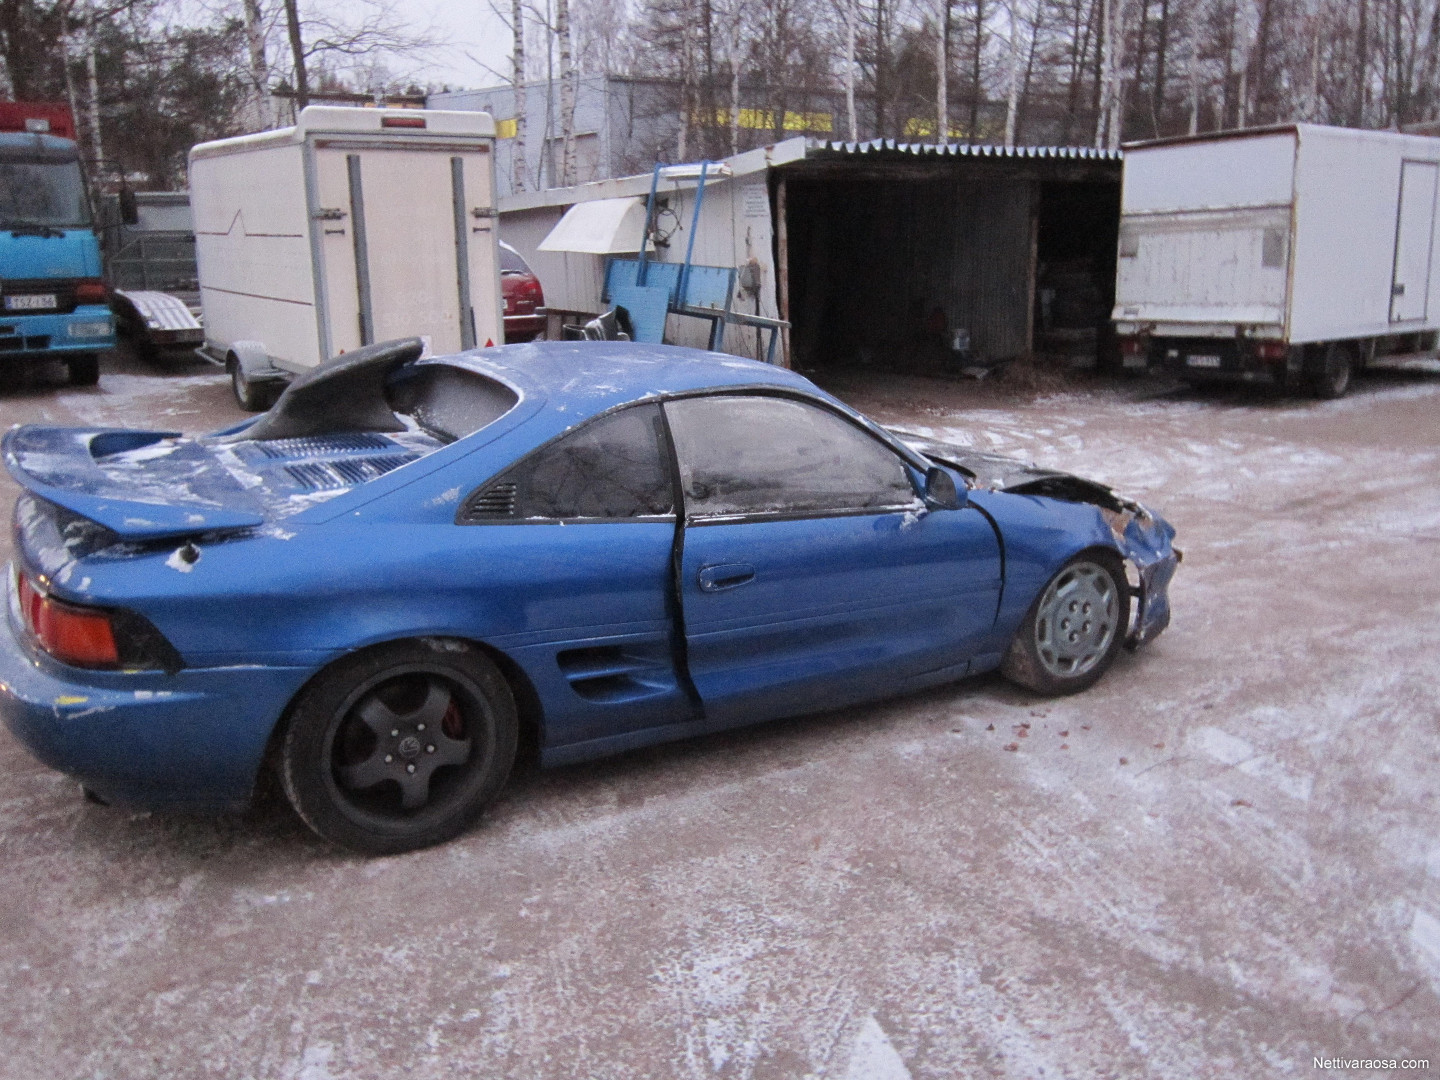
[433,340,819,415]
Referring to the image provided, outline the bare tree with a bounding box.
[241,0,274,129]
[556,0,575,183]
[275,0,435,108]
[512,0,527,192]
[282,0,308,105]
[936,0,951,143]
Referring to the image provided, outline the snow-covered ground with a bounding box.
[0,354,1435,1078]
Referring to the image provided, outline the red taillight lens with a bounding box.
[1255,341,1288,362]
[74,279,107,304]
[1120,336,1147,356]
[17,573,119,667]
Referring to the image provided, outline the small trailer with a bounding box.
[1113,124,1440,396]
[189,106,503,408]
[101,191,205,357]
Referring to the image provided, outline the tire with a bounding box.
[1001,553,1130,696]
[67,354,100,386]
[279,639,518,854]
[1307,342,1352,399]
[228,354,272,411]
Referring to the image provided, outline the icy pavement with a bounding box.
[0,357,1436,1078]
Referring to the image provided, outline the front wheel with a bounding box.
[1001,554,1129,696]
[67,354,100,386]
[279,640,518,854]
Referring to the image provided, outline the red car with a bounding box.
[500,241,545,343]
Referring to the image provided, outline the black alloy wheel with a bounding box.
[280,640,517,854]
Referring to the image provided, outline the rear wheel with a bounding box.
[1001,553,1129,696]
[1307,342,1352,399]
[279,640,518,854]
[228,354,274,411]
[67,354,100,386]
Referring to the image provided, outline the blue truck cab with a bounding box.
[0,131,115,384]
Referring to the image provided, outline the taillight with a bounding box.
[17,572,118,667]
[522,278,543,303]
[1255,340,1288,362]
[73,279,107,304]
[1120,336,1147,357]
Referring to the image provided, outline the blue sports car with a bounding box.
[0,340,1178,853]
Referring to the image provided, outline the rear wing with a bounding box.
[3,426,264,540]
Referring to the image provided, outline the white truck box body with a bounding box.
[189,107,502,373]
[1114,124,1440,344]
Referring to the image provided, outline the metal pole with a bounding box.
[636,163,662,286]
[776,173,790,368]
[679,162,710,305]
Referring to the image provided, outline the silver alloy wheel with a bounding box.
[1033,560,1119,678]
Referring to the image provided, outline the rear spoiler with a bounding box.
[3,426,264,540]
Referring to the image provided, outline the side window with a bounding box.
[664,395,917,518]
[461,403,673,522]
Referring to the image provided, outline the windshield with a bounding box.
[0,156,91,228]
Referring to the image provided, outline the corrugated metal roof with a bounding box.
[808,139,1123,161]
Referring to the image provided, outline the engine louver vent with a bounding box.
[284,454,418,491]
[462,481,517,520]
[257,433,395,459]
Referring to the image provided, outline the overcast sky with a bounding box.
[422,1,513,91]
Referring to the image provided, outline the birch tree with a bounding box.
[556,0,575,184]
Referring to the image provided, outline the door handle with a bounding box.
[697,563,755,592]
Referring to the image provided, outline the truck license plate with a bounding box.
[4,294,57,311]
[1186,354,1222,368]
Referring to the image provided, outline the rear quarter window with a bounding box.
[387,364,518,443]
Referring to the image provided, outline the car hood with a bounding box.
[3,425,442,542]
[892,431,1130,511]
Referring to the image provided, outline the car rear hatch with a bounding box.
[3,425,441,560]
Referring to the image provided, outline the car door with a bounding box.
[459,402,696,747]
[664,393,1002,726]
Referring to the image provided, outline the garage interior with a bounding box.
[776,144,1122,375]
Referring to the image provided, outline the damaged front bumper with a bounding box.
[1113,503,1179,648]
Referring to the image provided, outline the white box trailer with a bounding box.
[189,106,503,408]
[1113,123,1440,396]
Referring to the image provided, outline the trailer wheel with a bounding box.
[228,354,272,411]
[67,354,100,386]
[1307,342,1352,399]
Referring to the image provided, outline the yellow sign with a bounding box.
[696,108,834,134]
[496,117,518,139]
[901,117,1004,140]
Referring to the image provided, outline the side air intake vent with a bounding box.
[461,481,517,521]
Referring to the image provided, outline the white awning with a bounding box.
[538,196,647,254]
